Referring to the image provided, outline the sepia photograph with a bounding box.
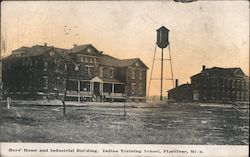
[0,0,249,157]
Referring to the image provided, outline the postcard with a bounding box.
[0,0,249,157]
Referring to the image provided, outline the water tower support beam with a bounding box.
[160,48,164,101]
[169,44,174,88]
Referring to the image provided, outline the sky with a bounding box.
[1,1,249,96]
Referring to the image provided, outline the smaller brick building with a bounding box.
[168,80,192,102]
[168,66,249,103]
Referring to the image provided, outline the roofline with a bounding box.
[167,83,191,92]
[156,26,170,31]
[129,58,149,69]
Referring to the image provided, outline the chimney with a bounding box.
[175,79,179,88]
[202,65,206,71]
[100,51,103,54]
[44,43,47,47]
[73,44,78,47]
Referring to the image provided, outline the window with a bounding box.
[87,66,93,76]
[89,58,93,63]
[246,82,249,89]
[236,92,240,101]
[49,51,54,57]
[241,92,244,101]
[44,62,48,71]
[80,81,90,92]
[87,48,91,53]
[131,69,135,79]
[131,83,136,95]
[75,65,79,71]
[42,76,48,89]
[135,62,139,67]
[80,57,84,62]
[138,83,143,94]
[66,80,78,91]
[212,78,216,87]
[16,53,21,57]
[232,80,235,88]
[85,57,89,63]
[44,61,48,67]
[236,80,240,89]
[224,79,228,88]
[99,67,103,77]
[109,68,114,78]
[139,70,143,80]
[193,92,199,101]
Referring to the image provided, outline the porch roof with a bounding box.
[90,76,124,84]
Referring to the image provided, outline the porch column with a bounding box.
[90,82,93,94]
[112,83,115,102]
[78,80,80,102]
[112,83,115,96]
[101,82,103,102]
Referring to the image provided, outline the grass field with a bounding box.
[0,101,249,144]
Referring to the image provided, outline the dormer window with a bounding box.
[135,62,139,67]
[87,48,91,53]
[49,51,54,57]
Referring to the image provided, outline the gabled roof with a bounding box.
[12,46,29,52]
[168,83,191,92]
[70,44,102,56]
[70,44,91,53]
[101,54,148,68]
[7,45,71,61]
[6,44,148,69]
[191,67,248,78]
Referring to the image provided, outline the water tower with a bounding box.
[148,26,174,101]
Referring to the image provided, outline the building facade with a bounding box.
[3,45,70,100]
[168,80,192,102]
[168,66,249,103]
[3,44,148,102]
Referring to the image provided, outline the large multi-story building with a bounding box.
[3,44,148,102]
[168,66,249,103]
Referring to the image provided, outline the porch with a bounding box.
[66,76,126,102]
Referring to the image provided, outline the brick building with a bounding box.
[168,66,249,103]
[2,44,148,102]
[168,79,192,102]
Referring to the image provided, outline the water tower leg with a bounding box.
[160,48,164,101]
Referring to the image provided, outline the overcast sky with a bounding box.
[1,1,249,96]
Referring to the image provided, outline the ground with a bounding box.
[0,100,249,144]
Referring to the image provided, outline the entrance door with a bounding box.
[94,82,100,96]
[193,92,199,101]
